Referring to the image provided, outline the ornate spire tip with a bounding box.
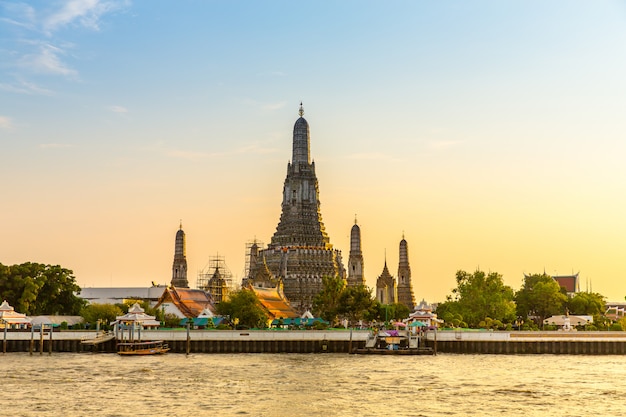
[298,102,304,117]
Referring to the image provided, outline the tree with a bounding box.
[567,292,605,316]
[515,273,567,326]
[443,269,516,328]
[216,289,268,329]
[0,262,85,315]
[312,275,346,324]
[336,285,379,324]
[80,303,123,329]
[376,302,412,323]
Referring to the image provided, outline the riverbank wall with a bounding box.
[1,330,370,354]
[428,330,626,354]
[3,330,626,354]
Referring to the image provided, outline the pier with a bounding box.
[3,329,626,354]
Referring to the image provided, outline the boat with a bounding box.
[351,329,436,355]
[117,340,170,356]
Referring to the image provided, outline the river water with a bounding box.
[2,352,625,416]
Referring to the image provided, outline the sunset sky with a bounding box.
[2,1,626,303]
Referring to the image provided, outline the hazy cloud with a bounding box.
[346,152,395,161]
[0,79,54,95]
[19,43,78,76]
[0,116,13,130]
[108,105,128,113]
[2,1,130,88]
[44,0,129,34]
[428,139,464,150]
[39,143,73,149]
[152,140,279,161]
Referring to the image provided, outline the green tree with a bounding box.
[567,292,605,316]
[515,273,567,326]
[216,289,268,329]
[80,303,123,329]
[0,262,85,315]
[443,269,516,328]
[312,275,346,324]
[336,285,379,325]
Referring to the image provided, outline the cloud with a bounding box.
[44,0,129,34]
[345,152,395,161]
[149,140,279,161]
[18,43,78,76]
[1,1,130,87]
[108,105,128,113]
[39,143,73,149]
[428,139,464,150]
[0,116,13,129]
[0,79,54,95]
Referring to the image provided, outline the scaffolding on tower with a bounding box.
[196,255,235,304]
[242,239,264,288]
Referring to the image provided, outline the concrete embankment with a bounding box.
[428,330,626,354]
[1,330,370,354]
[3,330,626,354]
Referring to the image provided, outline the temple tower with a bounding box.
[246,104,346,313]
[347,217,365,287]
[376,258,396,305]
[171,223,189,288]
[396,235,416,310]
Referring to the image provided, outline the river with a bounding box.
[2,352,625,416]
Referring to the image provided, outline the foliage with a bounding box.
[377,302,411,323]
[336,285,379,324]
[312,275,346,324]
[515,273,568,326]
[80,303,123,329]
[0,262,86,315]
[440,269,516,328]
[617,317,626,331]
[163,313,181,328]
[216,289,268,329]
[567,292,605,316]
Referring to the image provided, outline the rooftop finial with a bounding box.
[179,219,182,230]
[354,214,358,225]
[299,102,304,117]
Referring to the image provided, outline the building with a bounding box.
[552,273,579,297]
[347,218,365,287]
[250,285,299,321]
[376,259,396,304]
[77,286,167,307]
[245,104,346,312]
[155,287,215,319]
[396,236,416,310]
[197,256,234,304]
[0,300,31,329]
[171,223,189,288]
[407,299,440,329]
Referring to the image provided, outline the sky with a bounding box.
[2,0,626,303]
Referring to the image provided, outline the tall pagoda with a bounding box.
[246,104,345,312]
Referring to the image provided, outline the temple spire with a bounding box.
[171,224,189,288]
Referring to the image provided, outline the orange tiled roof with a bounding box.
[155,287,215,317]
[251,286,298,320]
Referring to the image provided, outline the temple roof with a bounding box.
[0,300,31,325]
[250,285,299,320]
[114,302,160,326]
[155,287,215,318]
[553,274,579,293]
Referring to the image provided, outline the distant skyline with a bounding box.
[2,1,626,302]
